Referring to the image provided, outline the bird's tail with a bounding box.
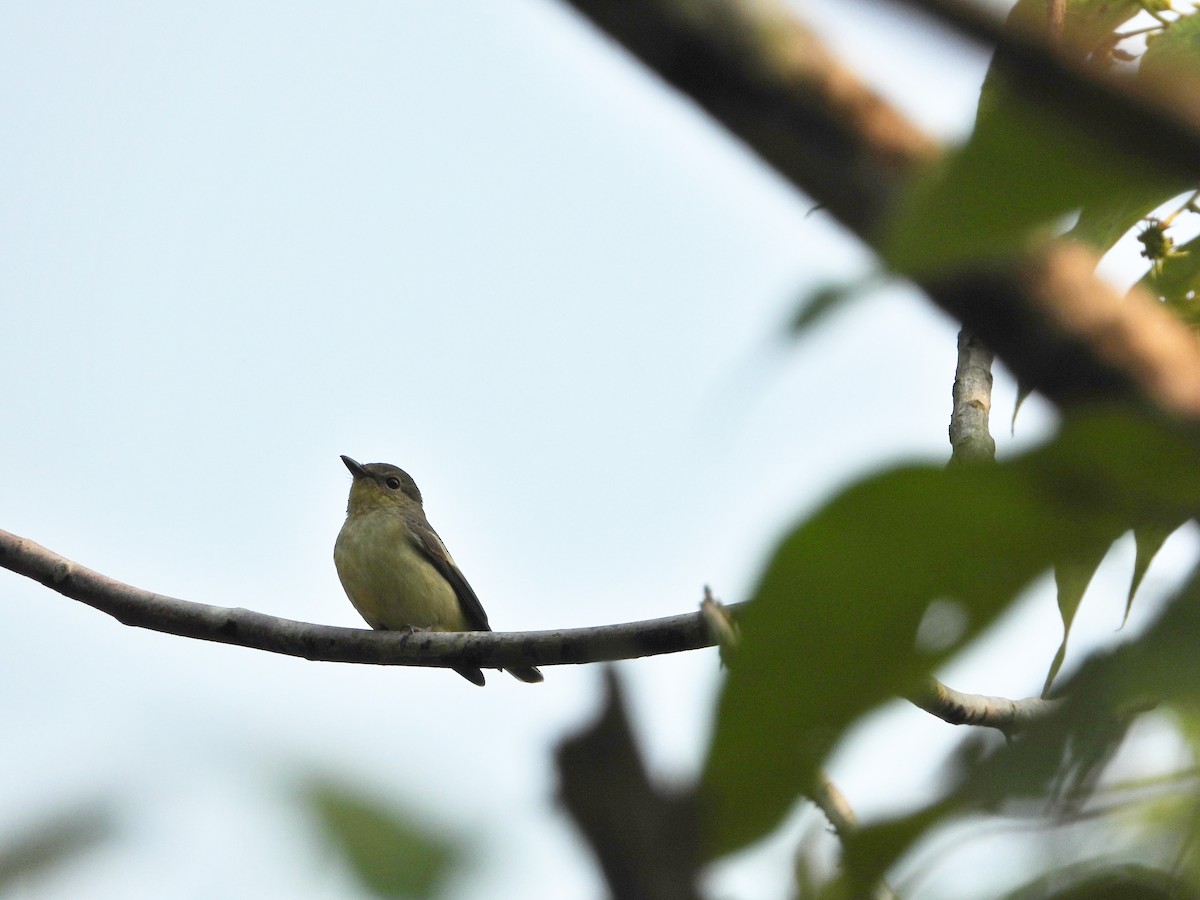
[454,666,487,686]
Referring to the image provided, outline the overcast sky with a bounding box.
[3,2,1194,898]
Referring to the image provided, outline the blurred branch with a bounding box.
[562,0,936,234]
[557,669,701,899]
[812,772,858,838]
[909,677,1057,734]
[0,528,725,673]
[948,329,996,465]
[877,0,1200,158]
[1046,0,1065,42]
[559,0,1200,420]
[810,777,899,900]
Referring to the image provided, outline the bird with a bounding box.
[333,455,543,686]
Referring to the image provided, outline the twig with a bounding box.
[812,773,858,838]
[909,677,1057,734]
[0,529,725,672]
[811,776,899,899]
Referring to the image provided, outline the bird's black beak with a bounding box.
[340,455,369,479]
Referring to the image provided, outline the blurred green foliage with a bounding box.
[304,780,466,899]
[702,409,1200,863]
[701,4,1200,894]
[882,3,1196,276]
[0,804,113,893]
[697,410,1200,899]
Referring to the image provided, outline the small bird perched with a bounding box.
[334,455,543,686]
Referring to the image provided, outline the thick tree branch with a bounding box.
[560,0,1200,420]
[0,529,721,672]
[563,0,936,234]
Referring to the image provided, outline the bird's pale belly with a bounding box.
[334,511,468,632]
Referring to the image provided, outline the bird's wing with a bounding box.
[410,522,492,632]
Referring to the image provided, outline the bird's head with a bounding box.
[340,455,424,514]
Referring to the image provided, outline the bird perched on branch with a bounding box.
[334,455,543,686]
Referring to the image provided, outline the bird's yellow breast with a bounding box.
[334,509,468,632]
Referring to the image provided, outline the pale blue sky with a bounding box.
[2,2,1191,898]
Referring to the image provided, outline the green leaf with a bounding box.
[842,618,1190,885]
[853,559,1200,886]
[1005,0,1143,57]
[1126,519,1186,623]
[841,799,954,895]
[304,781,464,899]
[881,0,1182,275]
[1139,230,1200,317]
[1068,182,1194,253]
[1012,380,1035,432]
[788,274,884,337]
[703,464,1069,854]
[1066,1,1199,256]
[966,569,1200,812]
[701,409,1200,858]
[1044,539,1115,696]
[884,75,1177,274]
[1139,11,1200,86]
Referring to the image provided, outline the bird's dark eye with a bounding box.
[385,477,402,490]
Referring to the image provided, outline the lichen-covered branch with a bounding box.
[949,328,997,466]
[909,677,1057,734]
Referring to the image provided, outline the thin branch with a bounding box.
[4,528,1062,736]
[809,776,899,899]
[812,773,858,839]
[0,529,723,672]
[909,677,1057,734]
[559,0,1200,421]
[948,328,996,466]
